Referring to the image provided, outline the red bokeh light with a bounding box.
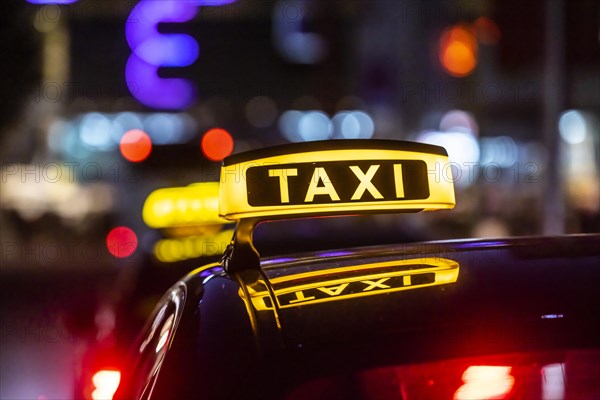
[201,128,234,162]
[106,226,138,258]
[119,129,152,162]
[439,25,478,77]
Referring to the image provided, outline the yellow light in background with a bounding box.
[439,25,478,77]
[143,182,229,229]
[154,229,234,263]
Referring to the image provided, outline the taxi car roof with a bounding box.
[154,233,600,400]
[257,233,600,278]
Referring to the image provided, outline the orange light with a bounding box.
[91,370,121,400]
[439,25,478,77]
[119,129,152,162]
[106,226,138,258]
[454,366,515,400]
[201,128,234,162]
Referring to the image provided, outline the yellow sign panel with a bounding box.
[154,229,234,263]
[219,140,455,220]
[243,258,460,310]
[143,182,229,229]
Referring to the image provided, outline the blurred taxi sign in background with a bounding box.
[219,140,456,221]
[142,182,232,263]
[143,182,228,229]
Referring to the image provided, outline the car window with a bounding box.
[119,285,185,400]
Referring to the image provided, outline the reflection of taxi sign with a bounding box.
[219,140,455,220]
[143,182,228,229]
[244,257,460,310]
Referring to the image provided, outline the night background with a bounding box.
[1,0,599,398]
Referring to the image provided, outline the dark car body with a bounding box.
[115,233,600,400]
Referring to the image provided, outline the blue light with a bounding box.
[316,250,353,257]
[79,113,115,151]
[273,0,327,64]
[144,113,179,144]
[541,314,564,319]
[112,112,144,143]
[452,241,507,249]
[261,257,296,265]
[333,111,375,139]
[298,111,333,141]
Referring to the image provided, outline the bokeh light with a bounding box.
[119,129,152,162]
[439,25,478,77]
[201,128,234,161]
[439,110,479,135]
[79,113,114,151]
[279,110,305,142]
[112,112,144,143]
[332,111,375,139]
[480,136,519,168]
[417,130,480,187]
[144,113,178,144]
[106,226,138,258]
[558,110,587,145]
[298,111,333,141]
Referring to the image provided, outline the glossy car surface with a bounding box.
[115,234,600,400]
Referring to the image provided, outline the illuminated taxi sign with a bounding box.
[143,182,228,229]
[219,140,455,220]
[243,257,460,310]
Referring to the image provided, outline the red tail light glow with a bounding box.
[286,349,600,400]
[454,366,515,400]
[91,370,121,400]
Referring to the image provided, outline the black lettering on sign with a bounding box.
[277,272,436,306]
[246,160,429,206]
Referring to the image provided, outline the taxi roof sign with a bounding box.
[219,140,455,221]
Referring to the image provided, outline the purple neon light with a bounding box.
[191,0,238,6]
[316,250,354,257]
[26,0,78,4]
[126,0,198,61]
[453,240,507,249]
[133,35,199,67]
[125,0,198,109]
[126,54,196,110]
[125,0,237,109]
